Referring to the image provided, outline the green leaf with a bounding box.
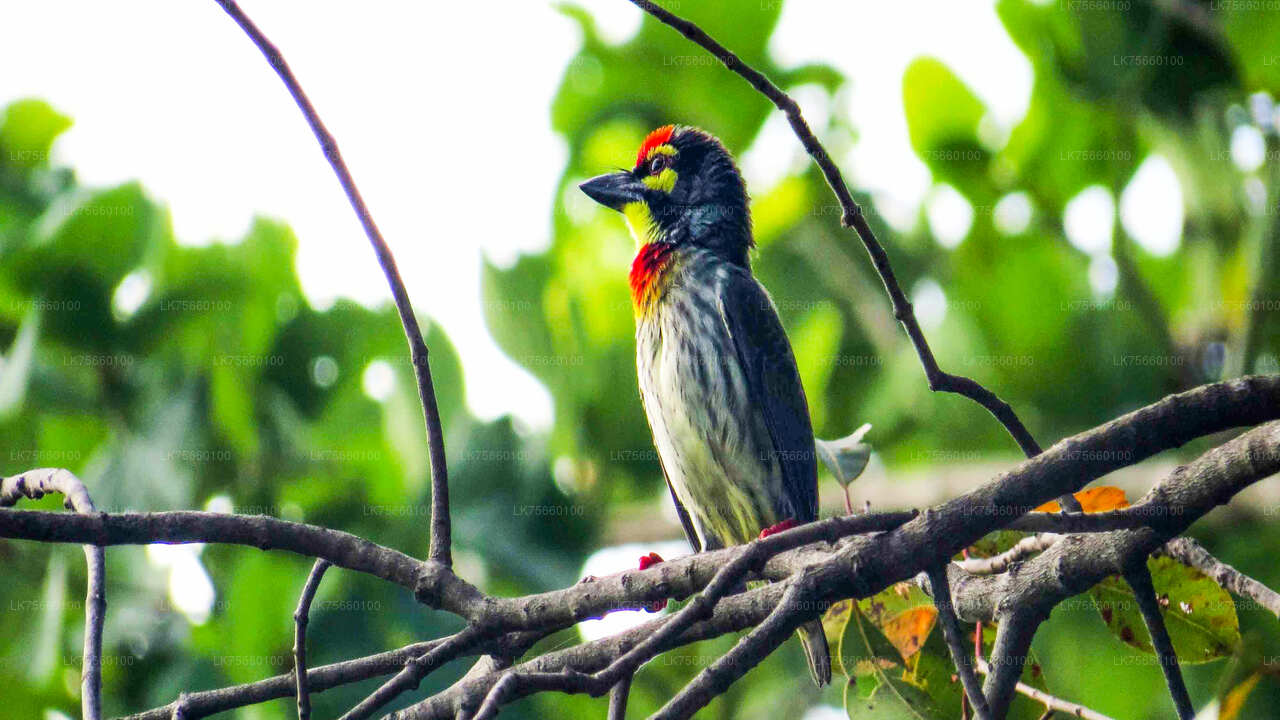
[0,305,38,418]
[840,604,949,719]
[902,58,989,191]
[1089,556,1240,663]
[0,99,71,170]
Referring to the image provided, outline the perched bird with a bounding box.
[580,125,848,687]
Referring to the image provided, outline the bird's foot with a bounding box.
[759,518,797,539]
[637,552,667,612]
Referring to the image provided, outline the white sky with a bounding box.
[0,1,1042,428]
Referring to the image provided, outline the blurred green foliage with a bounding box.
[3,0,1280,718]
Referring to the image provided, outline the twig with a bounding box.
[1123,561,1194,719]
[608,674,633,720]
[625,0,1082,512]
[294,559,332,720]
[339,625,486,720]
[927,566,990,720]
[650,579,809,720]
[1,469,105,720]
[211,0,453,567]
[957,534,1061,575]
[975,659,1117,720]
[118,639,446,720]
[1158,537,1280,618]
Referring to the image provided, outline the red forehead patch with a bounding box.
[635,125,675,168]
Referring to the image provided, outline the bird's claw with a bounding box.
[759,518,797,539]
[637,552,667,612]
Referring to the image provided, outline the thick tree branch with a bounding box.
[8,380,1278,719]
[2,469,105,720]
[293,559,331,720]
[211,0,453,567]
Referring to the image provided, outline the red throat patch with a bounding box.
[629,243,677,311]
[636,125,676,168]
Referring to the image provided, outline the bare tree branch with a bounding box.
[1123,560,1194,719]
[339,625,486,720]
[928,565,991,719]
[1,469,105,720]
[118,639,446,720]
[211,0,453,567]
[1158,537,1280,618]
[975,659,1117,720]
[293,559,331,720]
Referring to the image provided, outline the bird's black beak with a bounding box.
[579,172,642,211]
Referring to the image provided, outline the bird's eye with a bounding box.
[649,155,668,175]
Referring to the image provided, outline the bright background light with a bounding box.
[0,0,1032,431]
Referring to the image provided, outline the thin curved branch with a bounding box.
[211,0,453,567]
[975,659,1117,720]
[1,469,105,720]
[1158,537,1280,618]
[927,565,990,720]
[650,579,809,720]
[624,0,1082,514]
[1123,560,1194,719]
[339,625,486,720]
[293,559,332,720]
[117,639,446,720]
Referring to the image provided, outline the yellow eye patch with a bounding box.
[642,167,678,192]
[644,144,677,160]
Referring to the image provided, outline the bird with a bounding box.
[580,124,848,687]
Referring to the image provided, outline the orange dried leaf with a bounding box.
[1034,486,1130,513]
[881,606,938,661]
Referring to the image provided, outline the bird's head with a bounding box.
[580,125,751,266]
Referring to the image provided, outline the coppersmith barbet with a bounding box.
[580,125,840,686]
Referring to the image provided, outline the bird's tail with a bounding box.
[796,619,831,687]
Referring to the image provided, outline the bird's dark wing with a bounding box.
[717,269,818,523]
[659,451,702,552]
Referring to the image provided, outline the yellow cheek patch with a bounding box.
[622,201,658,248]
[642,167,678,193]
